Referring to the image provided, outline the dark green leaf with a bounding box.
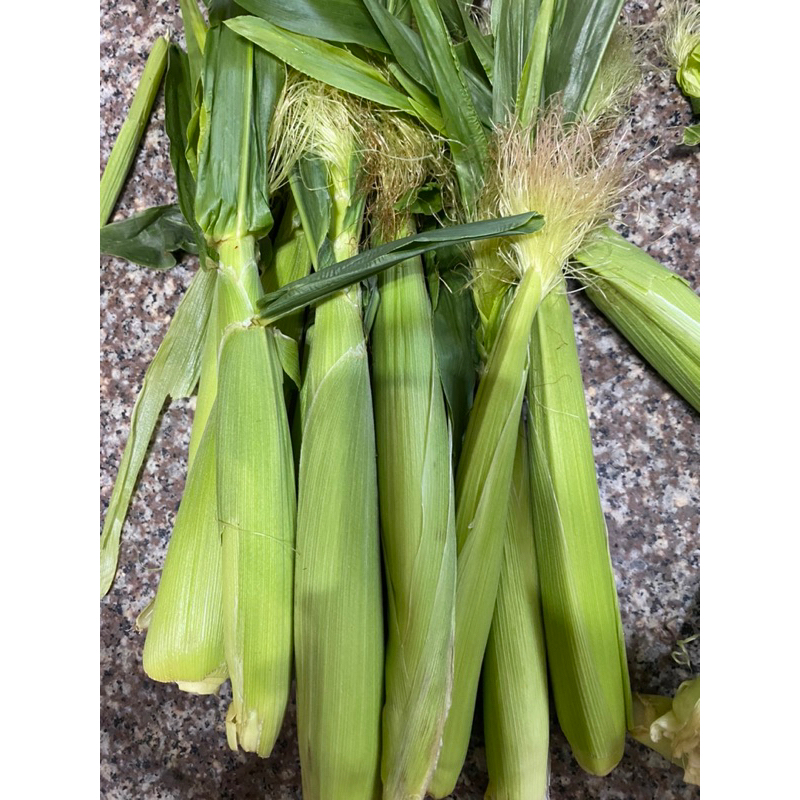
[543,0,625,120]
[100,205,197,269]
[258,212,543,321]
[179,0,208,89]
[206,0,246,25]
[394,182,443,216]
[164,45,210,263]
[194,25,284,241]
[237,0,389,53]
[226,16,418,117]
[364,0,434,92]
[432,262,478,465]
[492,0,539,124]
[409,0,488,208]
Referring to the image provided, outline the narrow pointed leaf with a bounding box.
[237,0,389,52]
[226,16,418,117]
[100,266,217,597]
[100,35,169,225]
[257,212,543,322]
[543,0,625,119]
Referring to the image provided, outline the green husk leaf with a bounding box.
[372,218,457,799]
[100,204,197,269]
[100,266,217,597]
[226,16,418,117]
[217,322,296,757]
[483,422,549,800]
[431,267,544,798]
[527,281,631,776]
[236,0,390,52]
[164,44,211,265]
[573,227,700,410]
[179,0,207,91]
[142,411,227,694]
[194,25,284,242]
[682,123,699,146]
[258,212,544,322]
[542,0,625,120]
[289,156,334,271]
[515,0,556,128]
[431,262,478,465]
[100,35,169,225]
[409,0,488,208]
[631,677,700,785]
[271,327,301,388]
[491,0,539,125]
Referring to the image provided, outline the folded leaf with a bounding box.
[100,204,196,269]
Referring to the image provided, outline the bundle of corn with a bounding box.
[100,0,699,796]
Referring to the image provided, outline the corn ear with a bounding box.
[574,227,700,410]
[430,266,544,798]
[371,222,456,800]
[483,420,549,800]
[527,280,631,776]
[215,238,296,757]
[294,282,383,799]
[142,411,227,693]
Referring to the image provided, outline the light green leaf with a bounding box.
[100,266,217,597]
[683,123,700,146]
[271,328,301,388]
[226,16,418,116]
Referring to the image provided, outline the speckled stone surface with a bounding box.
[100,2,699,798]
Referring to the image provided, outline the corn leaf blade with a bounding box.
[100,266,217,597]
[543,0,625,119]
[258,212,544,322]
[237,0,390,53]
[226,16,418,117]
[100,204,197,269]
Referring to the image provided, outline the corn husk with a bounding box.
[631,676,700,785]
[212,236,296,758]
[483,420,549,800]
[372,219,457,800]
[527,280,631,775]
[285,80,383,800]
[574,227,700,410]
[430,265,544,798]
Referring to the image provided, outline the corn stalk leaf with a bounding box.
[409,0,488,207]
[179,0,207,91]
[236,0,389,52]
[543,0,625,120]
[164,44,212,265]
[100,266,217,597]
[100,204,197,269]
[257,212,544,322]
[364,0,435,92]
[195,25,284,242]
[226,16,418,117]
[491,0,540,124]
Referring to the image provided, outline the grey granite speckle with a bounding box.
[100,1,699,797]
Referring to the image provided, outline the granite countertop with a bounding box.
[100,2,700,797]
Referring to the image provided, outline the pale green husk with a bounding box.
[483,421,549,800]
[527,280,631,776]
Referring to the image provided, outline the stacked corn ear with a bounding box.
[574,227,700,410]
[289,88,383,799]
[371,216,457,800]
[483,420,549,800]
[430,266,544,798]
[527,279,631,776]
